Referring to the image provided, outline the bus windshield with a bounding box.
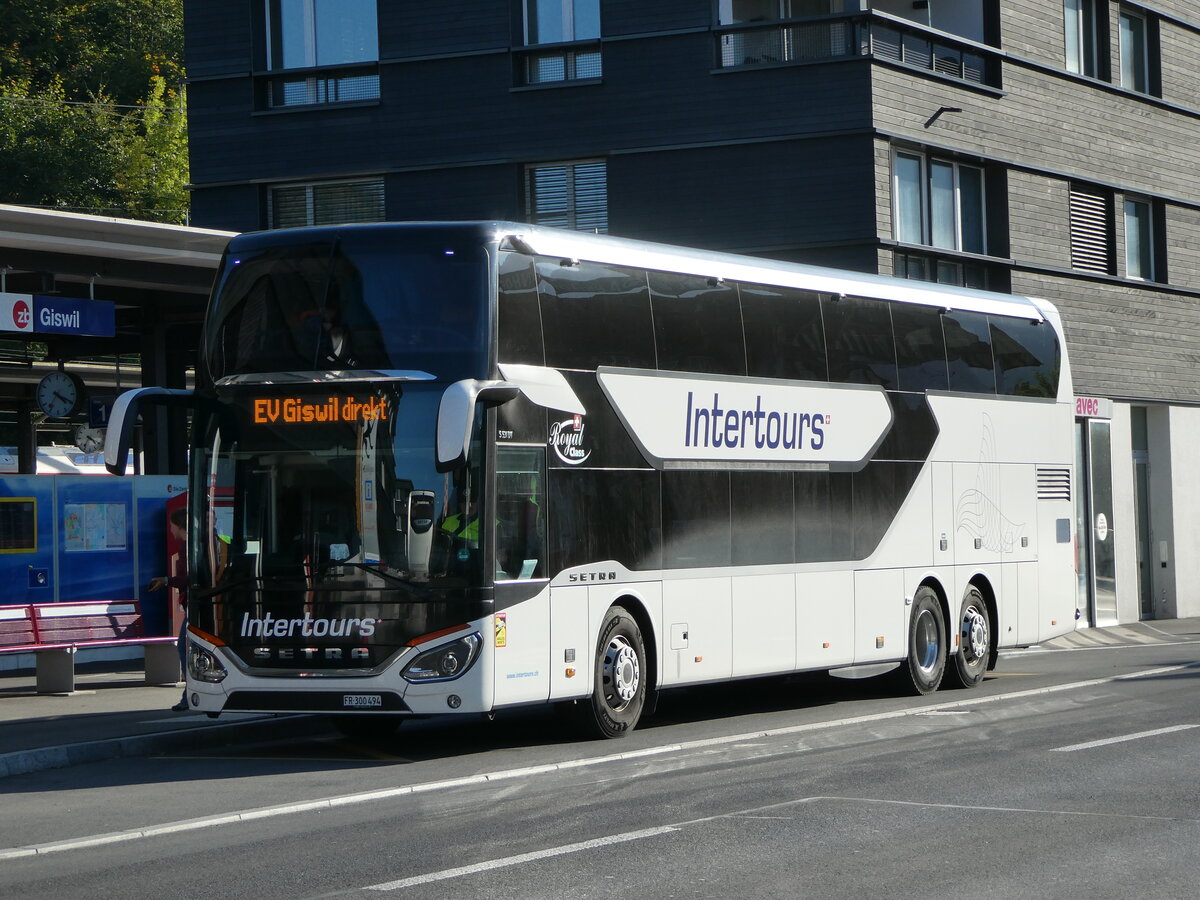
[195,382,485,596]
[203,229,491,382]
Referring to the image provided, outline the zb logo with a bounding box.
[12,300,30,330]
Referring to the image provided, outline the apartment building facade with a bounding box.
[183,1,1200,625]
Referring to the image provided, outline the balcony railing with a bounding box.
[717,15,994,88]
[719,19,855,67]
[263,65,380,109]
[516,42,602,86]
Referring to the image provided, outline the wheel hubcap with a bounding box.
[914,608,941,675]
[603,635,640,710]
[962,606,988,662]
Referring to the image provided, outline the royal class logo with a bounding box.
[549,414,592,465]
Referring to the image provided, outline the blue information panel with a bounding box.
[34,296,115,337]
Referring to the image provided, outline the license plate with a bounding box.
[342,694,383,709]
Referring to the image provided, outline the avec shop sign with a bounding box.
[0,293,115,337]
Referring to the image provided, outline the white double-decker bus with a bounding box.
[106,222,1076,738]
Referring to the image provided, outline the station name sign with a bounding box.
[0,293,116,337]
[252,395,388,424]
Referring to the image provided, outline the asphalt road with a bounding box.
[3,638,1199,900]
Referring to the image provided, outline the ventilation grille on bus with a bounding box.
[1036,467,1071,501]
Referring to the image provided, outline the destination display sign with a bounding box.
[251,395,388,424]
[597,366,893,470]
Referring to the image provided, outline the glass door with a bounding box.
[1075,418,1118,626]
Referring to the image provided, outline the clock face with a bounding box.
[36,371,85,418]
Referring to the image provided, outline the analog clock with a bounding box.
[36,371,87,419]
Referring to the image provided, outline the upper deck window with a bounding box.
[204,230,490,383]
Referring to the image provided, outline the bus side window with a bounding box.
[496,446,547,581]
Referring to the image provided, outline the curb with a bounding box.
[0,713,318,780]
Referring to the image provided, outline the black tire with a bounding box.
[895,586,946,695]
[577,606,647,739]
[945,587,991,689]
[330,714,404,740]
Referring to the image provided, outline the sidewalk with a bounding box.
[0,664,321,779]
[3,618,1199,780]
[1037,616,1200,650]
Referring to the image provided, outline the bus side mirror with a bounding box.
[104,387,196,475]
[436,380,519,471]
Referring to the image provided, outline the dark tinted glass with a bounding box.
[649,272,744,374]
[795,472,837,563]
[205,232,490,381]
[741,285,828,381]
[852,462,921,559]
[549,371,650,469]
[943,311,996,394]
[892,303,949,392]
[874,392,939,462]
[823,296,898,388]
[495,394,547,445]
[991,317,1060,398]
[732,472,795,565]
[548,469,661,572]
[497,251,543,365]
[663,471,731,568]
[537,259,654,369]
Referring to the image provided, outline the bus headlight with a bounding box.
[188,644,228,683]
[402,633,482,683]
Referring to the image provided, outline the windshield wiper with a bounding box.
[316,563,433,597]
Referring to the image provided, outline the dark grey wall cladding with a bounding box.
[184,0,254,77]
[1014,272,1200,405]
[189,184,261,236]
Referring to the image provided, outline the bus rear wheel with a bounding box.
[577,606,647,739]
[896,586,946,696]
[946,587,991,689]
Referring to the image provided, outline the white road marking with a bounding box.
[1050,723,1200,753]
[356,793,1200,893]
[364,826,679,891]
[1004,636,1200,655]
[0,661,1195,862]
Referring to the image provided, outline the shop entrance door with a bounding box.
[1075,419,1117,627]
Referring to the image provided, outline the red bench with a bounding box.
[0,600,180,694]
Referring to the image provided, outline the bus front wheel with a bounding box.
[578,606,647,739]
[946,587,991,689]
[896,587,946,696]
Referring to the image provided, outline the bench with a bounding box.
[0,600,180,694]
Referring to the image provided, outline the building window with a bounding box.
[264,0,379,107]
[525,161,608,232]
[718,1,842,23]
[1065,0,1100,77]
[893,150,985,255]
[268,178,385,229]
[1123,197,1156,281]
[1069,184,1114,274]
[1118,8,1149,93]
[521,0,601,84]
[895,252,989,289]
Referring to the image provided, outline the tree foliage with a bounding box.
[0,0,188,223]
